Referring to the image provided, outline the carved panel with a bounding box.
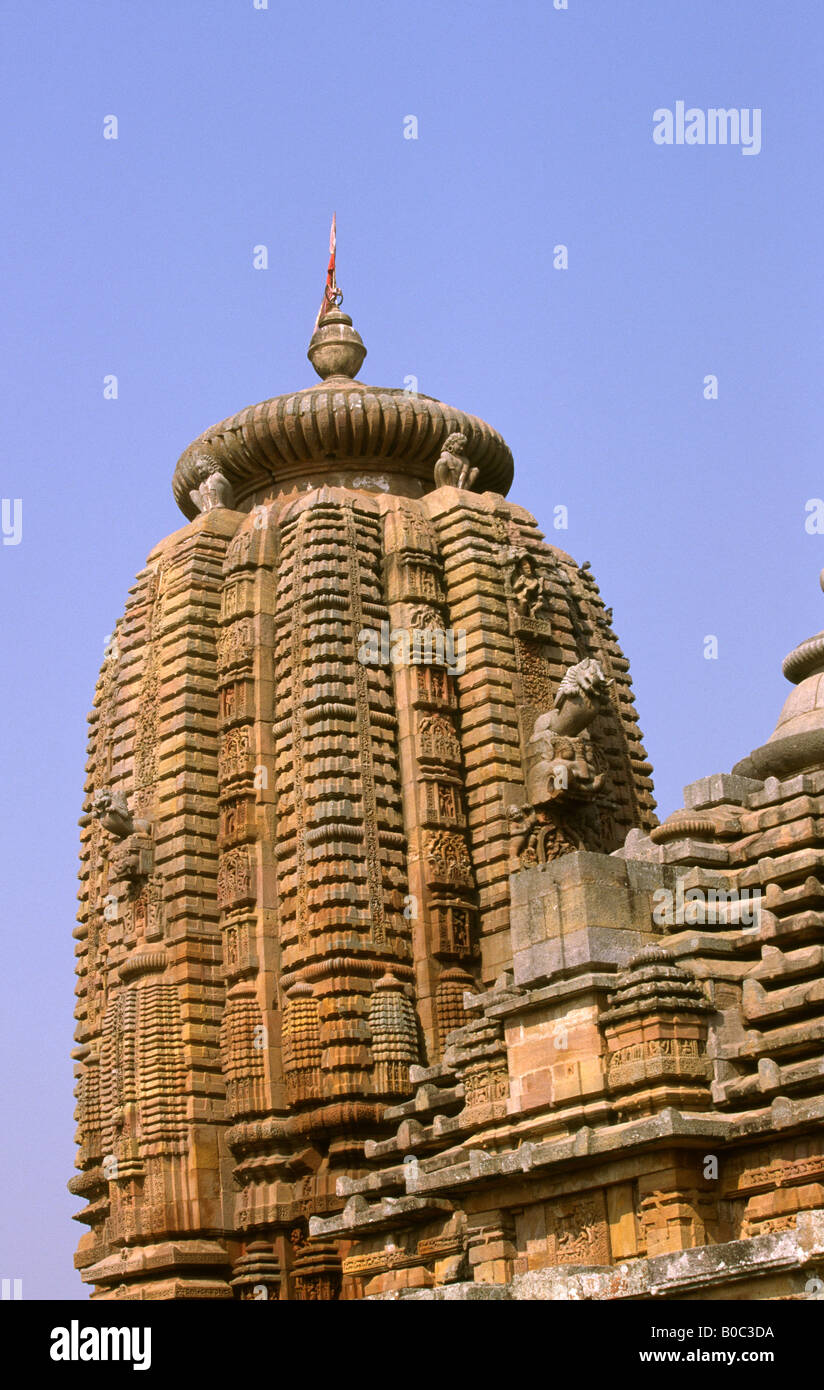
[422,830,474,889]
[417,712,462,766]
[545,1194,610,1266]
[218,726,254,783]
[217,847,255,909]
[217,619,255,674]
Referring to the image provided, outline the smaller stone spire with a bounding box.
[734,567,824,780]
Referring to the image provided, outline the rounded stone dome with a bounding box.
[172,311,514,518]
[734,574,824,780]
[750,669,824,778]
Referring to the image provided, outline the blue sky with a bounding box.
[1,0,822,1297]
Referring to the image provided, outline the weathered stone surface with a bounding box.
[71,288,824,1301]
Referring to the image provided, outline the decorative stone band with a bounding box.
[117,950,168,983]
[172,382,514,519]
[607,1038,713,1090]
[649,807,741,843]
[279,956,415,993]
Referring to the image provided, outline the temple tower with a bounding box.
[71,281,656,1298]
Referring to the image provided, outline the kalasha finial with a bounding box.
[307,215,367,380]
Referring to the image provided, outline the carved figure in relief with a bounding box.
[217,619,254,672]
[423,830,474,887]
[92,789,135,840]
[217,847,254,908]
[509,659,613,867]
[433,433,479,491]
[525,730,606,808]
[507,548,550,618]
[92,788,155,892]
[189,452,235,513]
[550,1205,603,1260]
[507,803,581,865]
[394,506,432,553]
[418,712,461,762]
[409,603,442,631]
[525,659,611,809]
[227,529,253,566]
[219,725,252,781]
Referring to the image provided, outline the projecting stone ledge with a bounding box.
[81,1239,233,1300]
[310,1194,454,1238]
[509,851,678,987]
[367,1210,824,1301]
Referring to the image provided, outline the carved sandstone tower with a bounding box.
[71,272,656,1298]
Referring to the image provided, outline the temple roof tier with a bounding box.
[172,308,514,517]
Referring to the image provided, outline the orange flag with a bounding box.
[315,213,338,326]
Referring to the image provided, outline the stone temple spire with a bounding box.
[72,260,661,1300]
[71,245,824,1301]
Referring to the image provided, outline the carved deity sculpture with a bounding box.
[547,658,611,732]
[433,433,479,491]
[507,548,550,618]
[526,658,611,805]
[189,452,236,513]
[511,659,613,866]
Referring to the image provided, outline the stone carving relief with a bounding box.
[423,830,474,889]
[463,1060,509,1109]
[386,505,436,555]
[218,726,254,783]
[93,788,161,941]
[431,899,474,957]
[433,432,479,490]
[545,1196,610,1266]
[415,665,451,706]
[188,451,236,513]
[506,548,551,619]
[418,712,462,764]
[510,659,612,867]
[517,637,553,709]
[217,620,255,674]
[219,797,254,847]
[217,847,255,909]
[422,777,463,826]
[408,602,443,632]
[128,876,165,944]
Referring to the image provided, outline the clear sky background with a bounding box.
[1,0,822,1299]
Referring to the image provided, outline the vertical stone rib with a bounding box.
[381,497,480,1058]
[427,494,524,980]
[72,512,241,1297]
[344,499,386,947]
